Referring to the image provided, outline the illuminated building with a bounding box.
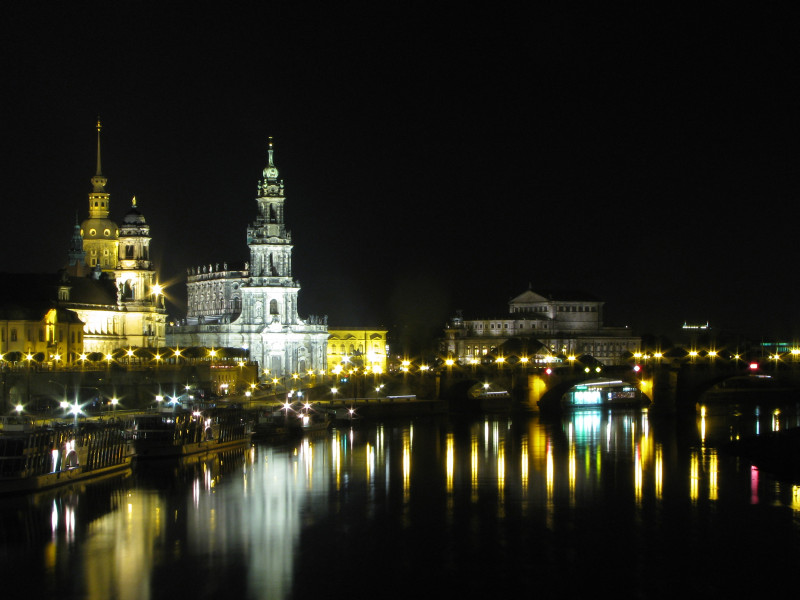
[167,140,328,377]
[327,328,388,374]
[443,287,640,365]
[59,121,167,353]
[80,120,119,272]
[0,289,85,364]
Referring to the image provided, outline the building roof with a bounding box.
[510,288,600,304]
[0,271,118,312]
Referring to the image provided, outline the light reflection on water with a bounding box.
[2,404,800,599]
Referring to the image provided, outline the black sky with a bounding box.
[2,2,799,341]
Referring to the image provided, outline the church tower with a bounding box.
[80,119,119,271]
[168,138,328,378]
[65,213,87,276]
[248,138,293,283]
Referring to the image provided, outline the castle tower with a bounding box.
[116,196,159,305]
[65,212,88,276]
[80,120,119,271]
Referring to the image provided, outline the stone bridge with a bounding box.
[438,360,800,415]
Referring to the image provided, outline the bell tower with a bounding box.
[80,119,119,271]
[247,138,293,283]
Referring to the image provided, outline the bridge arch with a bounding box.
[536,373,650,412]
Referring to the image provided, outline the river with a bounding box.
[2,401,799,599]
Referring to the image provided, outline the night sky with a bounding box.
[3,3,798,342]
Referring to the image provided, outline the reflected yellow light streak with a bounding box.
[333,431,341,491]
[690,450,699,501]
[634,444,642,503]
[655,444,663,499]
[402,430,411,501]
[521,435,529,492]
[497,440,505,493]
[471,434,478,502]
[569,443,576,505]
[498,440,505,516]
[709,450,718,501]
[446,434,454,493]
[366,442,373,485]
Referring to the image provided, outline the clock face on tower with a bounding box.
[267,185,279,194]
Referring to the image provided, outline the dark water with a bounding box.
[2,402,800,599]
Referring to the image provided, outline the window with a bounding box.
[11,328,17,342]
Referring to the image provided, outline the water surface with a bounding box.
[2,403,799,599]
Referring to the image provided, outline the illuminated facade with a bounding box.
[81,121,119,272]
[167,140,328,377]
[63,122,166,354]
[0,300,85,365]
[443,287,640,365]
[327,328,388,374]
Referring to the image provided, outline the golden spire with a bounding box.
[132,195,137,207]
[96,118,102,176]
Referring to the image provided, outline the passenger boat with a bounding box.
[0,420,134,495]
[128,409,253,459]
[561,379,649,409]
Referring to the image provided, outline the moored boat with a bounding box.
[128,409,253,459]
[0,421,134,495]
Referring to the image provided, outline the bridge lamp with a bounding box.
[14,403,23,413]
[633,365,641,373]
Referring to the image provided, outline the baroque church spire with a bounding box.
[82,118,119,270]
[91,118,107,194]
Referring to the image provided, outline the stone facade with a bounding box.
[167,140,328,378]
[443,287,640,366]
[327,328,389,375]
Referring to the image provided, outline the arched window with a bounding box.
[270,299,279,314]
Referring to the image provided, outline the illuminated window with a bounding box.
[104,229,110,237]
[89,229,97,236]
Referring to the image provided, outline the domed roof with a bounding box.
[122,205,146,224]
[81,217,119,239]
